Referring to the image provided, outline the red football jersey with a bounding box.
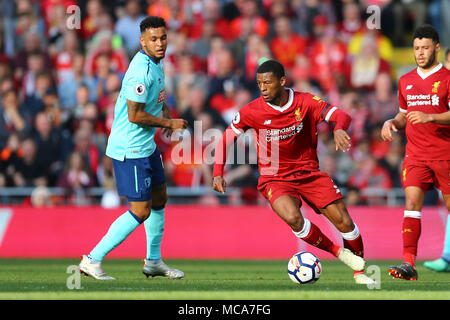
[229,88,339,177]
[398,63,450,160]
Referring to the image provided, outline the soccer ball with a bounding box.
[287,251,322,284]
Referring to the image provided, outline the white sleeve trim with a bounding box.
[324,106,338,122]
[399,107,407,113]
[230,123,243,135]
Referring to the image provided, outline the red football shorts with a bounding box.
[257,170,343,213]
[401,158,450,194]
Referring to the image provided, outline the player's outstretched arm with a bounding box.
[327,108,352,152]
[381,112,407,141]
[406,110,450,125]
[127,99,187,130]
[212,126,239,194]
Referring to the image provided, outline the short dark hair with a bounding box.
[256,59,285,79]
[446,48,450,59]
[413,24,440,44]
[140,16,166,33]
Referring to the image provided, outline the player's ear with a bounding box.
[280,76,286,87]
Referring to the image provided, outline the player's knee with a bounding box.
[285,211,304,231]
[332,215,353,233]
[405,198,422,211]
[130,203,151,221]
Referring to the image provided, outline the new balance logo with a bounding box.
[406,85,413,90]
[264,120,272,125]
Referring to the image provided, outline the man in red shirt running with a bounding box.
[382,25,450,280]
[212,59,374,284]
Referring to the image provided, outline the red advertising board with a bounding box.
[0,206,446,260]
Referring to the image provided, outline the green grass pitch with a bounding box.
[0,259,449,300]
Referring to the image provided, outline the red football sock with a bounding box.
[301,223,341,257]
[402,217,421,267]
[344,235,365,276]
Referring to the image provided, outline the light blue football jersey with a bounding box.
[106,50,166,161]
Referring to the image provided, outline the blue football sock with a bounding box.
[89,210,142,262]
[442,215,450,262]
[144,207,165,261]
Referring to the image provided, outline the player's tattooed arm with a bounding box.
[407,110,450,125]
[161,102,174,136]
[127,99,187,130]
[161,102,172,119]
[381,112,407,141]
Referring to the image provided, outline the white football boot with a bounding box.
[79,255,115,280]
[354,272,376,285]
[337,248,365,271]
[142,259,185,279]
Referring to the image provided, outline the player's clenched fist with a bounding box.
[381,119,398,141]
[169,119,188,130]
[212,176,227,194]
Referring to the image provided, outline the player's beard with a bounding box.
[416,48,437,69]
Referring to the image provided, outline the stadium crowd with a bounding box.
[0,0,449,206]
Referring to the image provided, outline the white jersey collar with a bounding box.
[265,88,294,112]
[417,63,442,80]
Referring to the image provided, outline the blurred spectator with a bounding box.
[96,155,115,190]
[392,0,427,46]
[0,89,31,146]
[208,49,243,100]
[53,30,81,83]
[170,52,209,102]
[230,0,269,40]
[270,15,307,74]
[73,127,100,179]
[23,71,53,119]
[365,72,397,126]
[340,90,370,147]
[308,24,348,95]
[379,134,404,189]
[114,0,146,57]
[347,29,394,65]
[10,137,48,187]
[22,51,48,96]
[84,11,129,77]
[30,185,52,207]
[180,87,227,132]
[337,1,365,44]
[164,118,213,188]
[81,0,104,40]
[292,0,336,37]
[32,112,67,185]
[57,53,97,114]
[57,151,94,205]
[13,32,52,81]
[97,71,121,112]
[346,31,392,91]
[243,34,271,86]
[0,133,22,186]
[347,155,393,205]
[14,0,46,50]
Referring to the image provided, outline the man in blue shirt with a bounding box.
[79,16,187,280]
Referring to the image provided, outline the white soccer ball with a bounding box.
[287,251,322,284]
